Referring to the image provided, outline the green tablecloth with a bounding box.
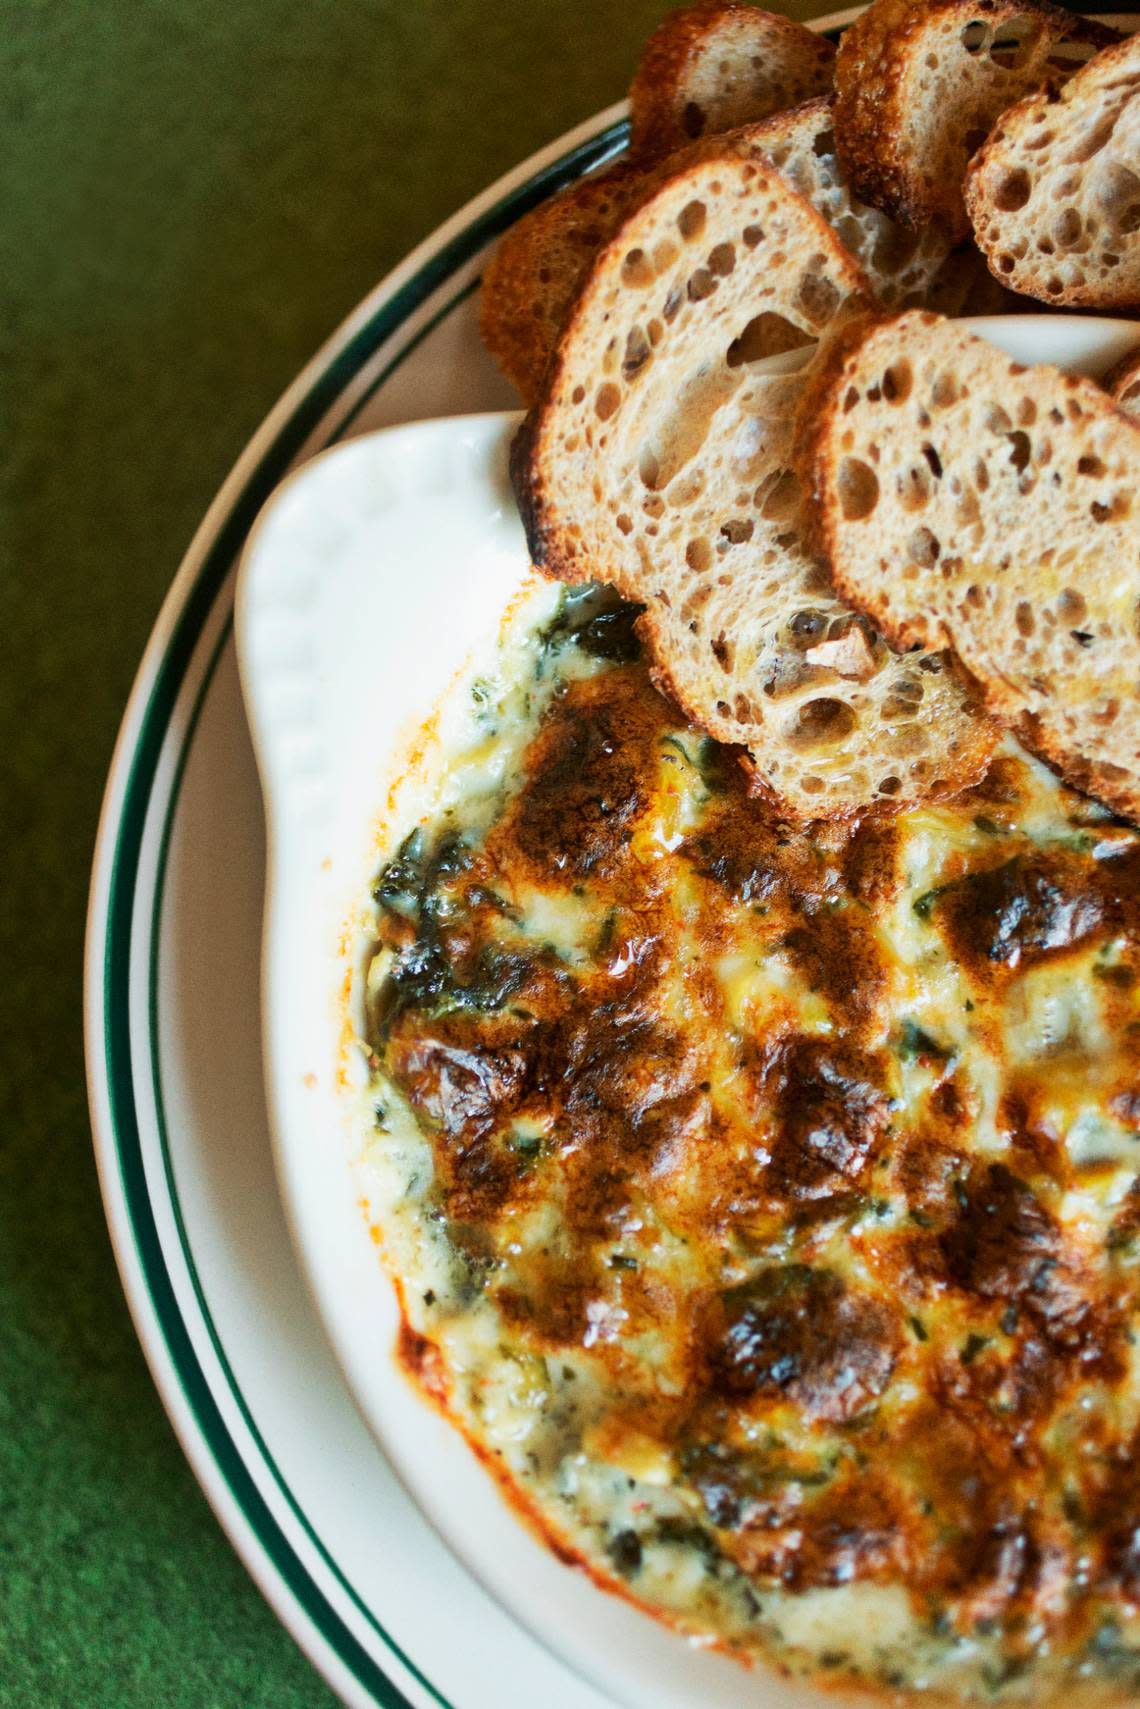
[2,3,823,1702]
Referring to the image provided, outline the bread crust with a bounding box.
[629,1,834,158]
[1105,343,1140,416]
[479,158,646,406]
[834,0,1119,237]
[965,32,1140,309]
[805,310,1140,821]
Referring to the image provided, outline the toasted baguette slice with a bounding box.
[513,153,992,820]
[965,33,1140,309]
[1107,345,1140,416]
[806,310,1140,819]
[834,0,1118,238]
[629,2,835,157]
[744,97,955,308]
[479,158,645,406]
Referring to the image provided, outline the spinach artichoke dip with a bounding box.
[357,582,1140,1701]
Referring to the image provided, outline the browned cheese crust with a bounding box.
[368,641,1140,1691]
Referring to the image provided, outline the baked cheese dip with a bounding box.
[357,584,1140,1701]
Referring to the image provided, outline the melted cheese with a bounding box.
[356,588,1140,1702]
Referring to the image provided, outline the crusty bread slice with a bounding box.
[965,33,1140,309]
[479,158,645,406]
[1107,344,1140,416]
[805,309,1140,819]
[834,0,1119,239]
[744,97,955,308]
[629,2,835,158]
[513,153,992,820]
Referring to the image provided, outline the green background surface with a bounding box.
[2,3,828,1704]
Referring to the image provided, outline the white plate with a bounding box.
[233,313,1140,1709]
[83,11,1140,1707]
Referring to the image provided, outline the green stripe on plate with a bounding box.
[100,119,625,1709]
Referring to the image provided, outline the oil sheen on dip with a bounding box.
[356,583,1140,1702]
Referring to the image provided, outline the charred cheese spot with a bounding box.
[495,667,672,883]
[710,1266,899,1424]
[360,589,1140,1702]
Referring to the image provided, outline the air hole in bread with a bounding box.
[1017,399,1037,428]
[1096,163,1140,234]
[686,537,712,573]
[711,632,733,671]
[989,22,1033,69]
[640,447,661,489]
[720,518,754,545]
[742,224,764,249]
[708,242,736,277]
[682,102,705,140]
[922,444,943,480]
[728,312,810,366]
[616,513,633,536]
[1067,113,1121,165]
[797,268,841,327]
[788,608,829,646]
[787,697,858,748]
[678,200,707,242]
[623,327,651,380]
[960,21,987,54]
[1053,207,1083,250]
[653,240,678,276]
[994,169,1032,213]
[595,383,621,421]
[909,526,941,567]
[899,461,933,511]
[663,287,683,324]
[1077,454,1106,478]
[688,267,717,302]
[838,457,880,521]
[1005,431,1032,473]
[883,360,913,405]
[621,248,656,290]
[755,468,801,520]
[1016,600,1035,637]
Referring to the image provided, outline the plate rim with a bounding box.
[83,99,630,1709]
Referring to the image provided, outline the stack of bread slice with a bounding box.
[481,1,1016,406]
[491,2,1140,824]
[512,152,994,819]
